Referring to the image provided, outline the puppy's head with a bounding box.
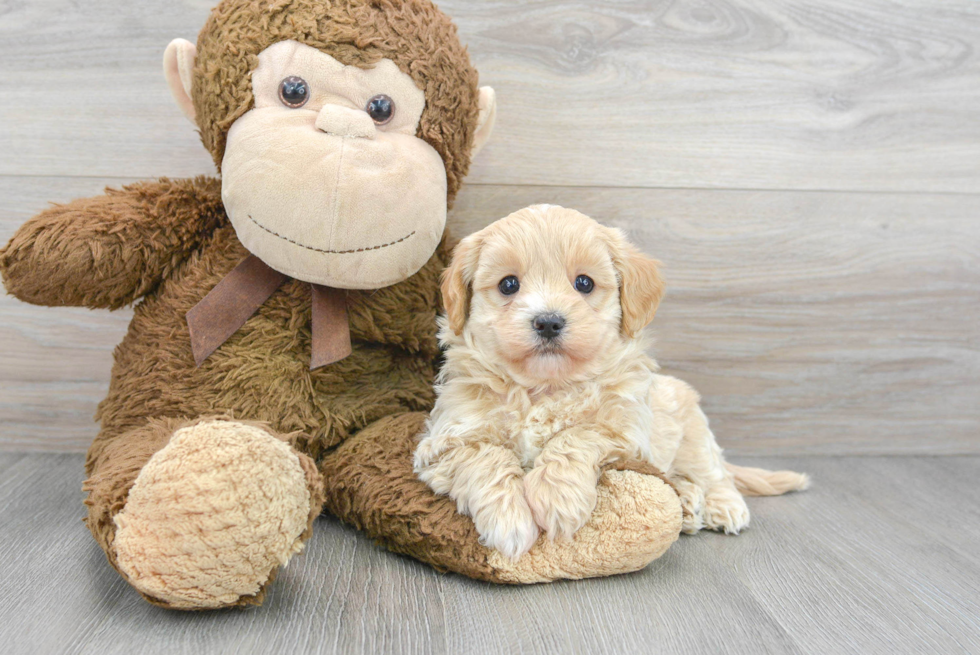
[442,205,664,383]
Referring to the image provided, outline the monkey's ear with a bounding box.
[164,38,197,124]
[441,233,484,335]
[604,228,666,338]
[471,87,497,159]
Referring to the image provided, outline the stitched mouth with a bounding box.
[247,214,415,254]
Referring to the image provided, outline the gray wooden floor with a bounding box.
[0,454,976,655]
[1,1,978,653]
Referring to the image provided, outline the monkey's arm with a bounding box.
[0,176,224,309]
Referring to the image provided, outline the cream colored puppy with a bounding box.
[414,205,808,559]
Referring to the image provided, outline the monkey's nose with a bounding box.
[532,313,566,340]
[315,104,377,139]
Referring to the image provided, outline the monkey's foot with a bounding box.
[321,413,683,584]
[112,419,320,609]
[490,464,682,583]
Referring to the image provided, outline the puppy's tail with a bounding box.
[726,463,810,497]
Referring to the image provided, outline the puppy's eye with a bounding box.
[366,94,395,124]
[279,76,310,108]
[498,275,520,296]
[574,275,594,294]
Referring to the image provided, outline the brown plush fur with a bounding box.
[76,180,447,462]
[194,0,480,203]
[0,0,679,608]
[0,178,225,309]
[0,174,447,467]
[1,178,447,610]
[322,412,680,584]
[322,412,500,580]
[0,0,480,609]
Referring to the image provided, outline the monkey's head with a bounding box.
[163,0,496,289]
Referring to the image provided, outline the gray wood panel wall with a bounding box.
[1,0,977,454]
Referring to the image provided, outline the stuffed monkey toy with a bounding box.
[0,0,681,610]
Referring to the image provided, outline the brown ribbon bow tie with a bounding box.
[186,254,352,370]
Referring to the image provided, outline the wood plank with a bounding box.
[0,0,216,180]
[1,1,978,192]
[2,177,978,454]
[716,456,980,654]
[449,185,980,455]
[0,454,976,654]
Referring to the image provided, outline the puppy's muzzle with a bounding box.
[532,312,566,341]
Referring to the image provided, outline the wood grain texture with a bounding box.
[0,0,978,192]
[0,454,976,655]
[449,186,980,455]
[1,1,977,453]
[3,177,977,454]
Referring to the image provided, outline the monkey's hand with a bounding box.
[0,176,224,309]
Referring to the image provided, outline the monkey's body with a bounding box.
[87,178,443,462]
[63,176,446,607]
[0,0,683,610]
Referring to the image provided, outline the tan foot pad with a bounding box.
[321,412,682,584]
[113,420,312,609]
[490,468,682,583]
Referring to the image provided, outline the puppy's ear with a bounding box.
[606,229,665,338]
[441,233,483,335]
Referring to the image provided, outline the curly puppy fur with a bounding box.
[323,412,682,584]
[415,206,809,558]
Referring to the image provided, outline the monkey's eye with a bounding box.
[498,276,520,296]
[574,275,594,294]
[278,76,310,108]
[366,94,395,124]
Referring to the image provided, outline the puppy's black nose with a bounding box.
[532,313,566,340]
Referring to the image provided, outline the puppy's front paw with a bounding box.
[672,477,706,534]
[473,492,539,560]
[703,486,750,534]
[524,465,597,540]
